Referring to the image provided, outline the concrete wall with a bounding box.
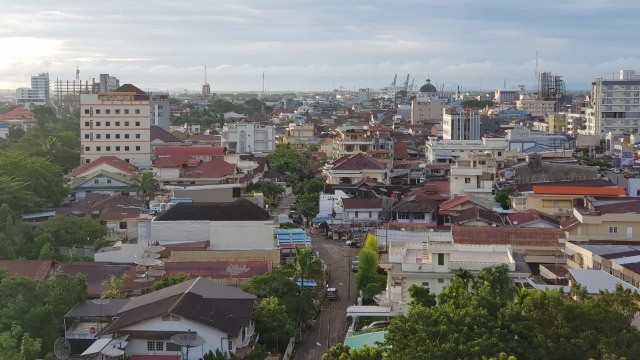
[209,221,276,250]
[144,221,211,245]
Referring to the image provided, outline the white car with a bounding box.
[613,168,622,174]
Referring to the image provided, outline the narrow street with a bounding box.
[293,232,360,360]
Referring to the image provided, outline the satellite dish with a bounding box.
[101,346,125,357]
[142,245,165,253]
[53,337,71,360]
[136,252,161,259]
[146,269,166,277]
[171,333,206,360]
[134,258,162,267]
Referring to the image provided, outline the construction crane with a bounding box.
[403,74,410,91]
[409,79,414,92]
[392,74,397,87]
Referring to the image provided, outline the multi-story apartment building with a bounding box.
[80,84,152,168]
[221,123,275,153]
[333,126,372,158]
[494,89,519,104]
[410,97,445,125]
[449,153,496,197]
[442,105,481,140]
[585,70,640,138]
[425,138,508,166]
[16,73,50,107]
[149,92,171,131]
[516,94,556,118]
[283,123,315,146]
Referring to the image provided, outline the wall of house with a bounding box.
[327,169,388,185]
[142,221,211,245]
[209,221,276,250]
[343,209,382,222]
[154,167,180,180]
[319,191,346,218]
[121,316,245,358]
[511,194,578,218]
[394,212,433,223]
[566,220,640,241]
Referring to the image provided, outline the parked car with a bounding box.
[363,321,391,330]
[351,256,359,272]
[613,168,622,174]
[325,287,338,301]
[346,239,360,248]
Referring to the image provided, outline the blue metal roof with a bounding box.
[275,229,312,246]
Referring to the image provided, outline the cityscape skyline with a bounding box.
[1,0,640,92]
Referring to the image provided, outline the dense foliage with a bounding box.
[355,235,386,301]
[252,297,295,353]
[0,270,86,357]
[245,182,285,208]
[385,265,640,360]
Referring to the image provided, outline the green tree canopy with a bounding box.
[322,344,385,360]
[356,235,386,300]
[253,297,295,353]
[38,215,108,247]
[151,274,191,291]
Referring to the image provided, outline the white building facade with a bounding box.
[221,123,275,153]
[443,105,481,140]
[585,70,640,138]
[16,73,50,107]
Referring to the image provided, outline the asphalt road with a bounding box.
[293,232,360,360]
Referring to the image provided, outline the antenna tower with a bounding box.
[535,50,540,94]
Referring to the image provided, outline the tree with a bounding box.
[495,187,515,210]
[356,235,386,300]
[408,284,436,307]
[101,274,128,299]
[322,344,385,360]
[131,172,159,200]
[0,325,42,360]
[245,182,285,208]
[39,215,108,247]
[0,152,66,210]
[253,297,295,353]
[290,247,324,294]
[6,127,25,142]
[151,274,191,291]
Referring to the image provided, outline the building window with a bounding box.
[115,109,120,114]
[124,121,129,126]
[135,134,141,139]
[609,226,618,234]
[368,211,373,218]
[115,146,120,151]
[94,179,99,184]
[96,121,101,126]
[136,146,141,151]
[354,211,359,218]
[84,134,89,139]
[421,281,429,287]
[106,179,112,184]
[464,178,471,184]
[115,121,120,126]
[105,121,110,126]
[135,109,141,114]
[106,146,111,151]
[105,109,111,114]
[135,121,141,126]
[437,253,445,266]
[228,340,233,351]
[84,121,90,126]
[125,146,130,151]
[95,109,101,114]
[438,278,445,284]
[124,109,130,114]
[96,134,101,139]
[84,109,89,114]
[96,146,101,151]
[115,134,120,139]
[85,146,90,152]
[125,134,130,139]
[106,134,110,139]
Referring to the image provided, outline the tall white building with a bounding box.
[80,84,152,168]
[16,73,50,107]
[221,123,275,153]
[585,70,640,138]
[442,105,481,140]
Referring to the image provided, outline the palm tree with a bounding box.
[131,172,159,201]
[291,247,324,292]
[101,274,128,299]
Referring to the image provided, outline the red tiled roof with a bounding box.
[0,260,53,280]
[342,197,382,209]
[182,158,237,178]
[331,153,385,171]
[560,216,580,230]
[452,226,565,247]
[0,108,36,121]
[588,197,640,214]
[507,210,560,227]
[158,241,210,258]
[514,179,616,193]
[71,156,138,177]
[155,146,226,157]
[154,154,193,168]
[394,141,409,159]
[439,195,471,211]
[450,206,503,226]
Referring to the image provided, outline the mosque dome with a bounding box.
[419,79,437,93]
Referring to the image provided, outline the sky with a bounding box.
[1,0,639,93]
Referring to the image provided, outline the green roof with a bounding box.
[344,331,386,350]
[336,125,365,132]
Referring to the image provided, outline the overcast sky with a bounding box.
[1,0,639,93]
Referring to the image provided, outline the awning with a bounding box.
[562,248,577,256]
[346,305,392,317]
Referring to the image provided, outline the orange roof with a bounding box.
[532,186,626,196]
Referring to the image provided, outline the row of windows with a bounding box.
[85,145,141,152]
[83,121,141,127]
[146,341,180,352]
[84,133,141,140]
[85,108,141,115]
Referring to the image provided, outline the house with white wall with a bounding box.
[139,199,276,250]
[99,277,257,359]
[341,198,383,223]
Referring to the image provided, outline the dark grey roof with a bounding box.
[154,198,271,221]
[65,299,130,318]
[419,79,437,93]
[100,277,256,336]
